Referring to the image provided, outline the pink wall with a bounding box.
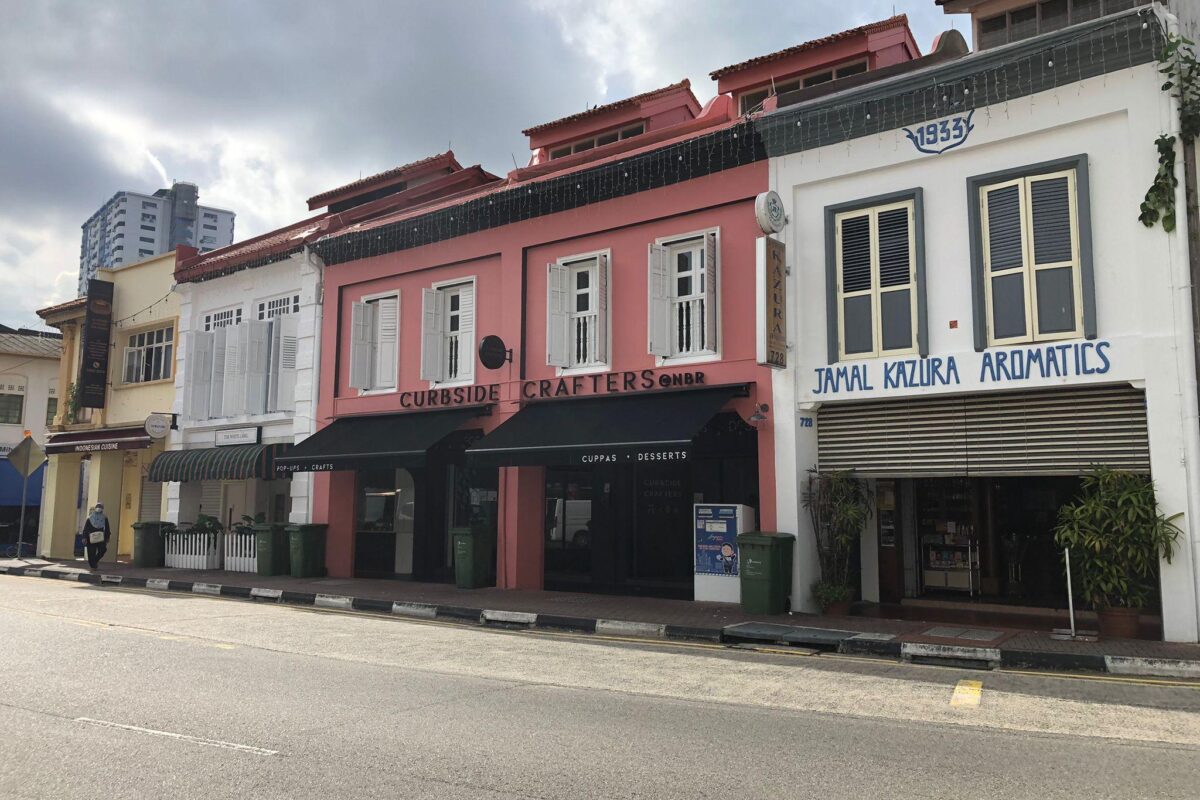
[314,159,777,583]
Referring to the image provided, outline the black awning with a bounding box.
[466,387,740,467]
[273,407,486,473]
[148,444,289,483]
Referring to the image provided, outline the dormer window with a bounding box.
[737,61,869,115]
[549,123,646,160]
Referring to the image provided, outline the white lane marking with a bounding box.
[949,679,983,708]
[75,717,277,756]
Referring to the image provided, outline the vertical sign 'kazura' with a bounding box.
[756,237,787,369]
[79,279,114,408]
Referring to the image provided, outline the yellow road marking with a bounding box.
[950,679,983,708]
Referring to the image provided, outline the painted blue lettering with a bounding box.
[946,356,960,385]
[995,351,1011,381]
[1080,342,1095,375]
[835,366,849,393]
[980,352,996,382]
[1010,350,1025,380]
[883,362,898,390]
[1096,341,1111,374]
[1026,348,1046,379]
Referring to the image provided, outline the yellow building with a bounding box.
[37,250,183,563]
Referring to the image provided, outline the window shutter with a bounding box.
[877,208,911,287]
[839,214,872,291]
[1028,175,1073,265]
[420,289,444,382]
[271,314,299,412]
[243,320,271,415]
[457,284,475,381]
[186,331,214,420]
[348,301,374,390]
[546,263,570,367]
[704,233,718,352]
[222,323,246,417]
[209,327,226,417]
[123,347,138,384]
[374,295,399,389]
[647,244,671,356]
[983,184,1025,272]
[595,254,609,363]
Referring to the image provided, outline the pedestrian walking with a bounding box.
[82,503,111,570]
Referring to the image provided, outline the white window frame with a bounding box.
[980,168,1083,347]
[551,249,612,375]
[257,293,302,320]
[203,305,243,332]
[425,276,476,388]
[122,323,175,385]
[354,289,400,394]
[652,228,720,366]
[834,199,919,361]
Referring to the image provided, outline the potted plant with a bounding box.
[803,468,873,615]
[1053,467,1181,639]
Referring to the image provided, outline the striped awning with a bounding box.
[148,444,289,483]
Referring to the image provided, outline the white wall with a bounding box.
[163,248,324,526]
[0,351,60,451]
[770,60,1200,640]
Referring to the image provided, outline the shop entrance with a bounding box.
[543,413,758,598]
[879,476,1095,608]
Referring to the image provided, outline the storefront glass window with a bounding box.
[357,469,396,533]
[545,470,593,580]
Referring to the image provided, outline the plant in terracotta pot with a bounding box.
[803,468,872,615]
[1053,467,1181,639]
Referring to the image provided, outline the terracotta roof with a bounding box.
[36,297,86,319]
[522,80,693,137]
[709,15,910,80]
[307,151,460,209]
[175,213,328,283]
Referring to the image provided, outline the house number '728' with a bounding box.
[798,417,813,428]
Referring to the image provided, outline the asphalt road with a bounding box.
[1,577,1198,800]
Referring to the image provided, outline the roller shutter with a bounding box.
[817,384,1149,476]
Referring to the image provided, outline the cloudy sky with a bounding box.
[0,0,963,329]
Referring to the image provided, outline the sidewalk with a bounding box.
[4,557,1199,679]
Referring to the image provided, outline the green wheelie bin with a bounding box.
[736,531,795,615]
[254,523,290,576]
[287,524,327,578]
[132,521,166,568]
[452,525,496,589]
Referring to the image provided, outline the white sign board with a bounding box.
[215,427,259,447]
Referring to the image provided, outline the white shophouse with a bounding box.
[156,234,324,562]
[761,5,1200,641]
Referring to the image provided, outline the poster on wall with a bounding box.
[78,279,114,409]
[694,505,739,576]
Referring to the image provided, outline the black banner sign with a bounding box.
[78,279,114,408]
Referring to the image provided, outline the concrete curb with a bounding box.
[4,566,1199,679]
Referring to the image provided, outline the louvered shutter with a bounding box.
[198,480,222,520]
[546,263,570,367]
[817,385,1150,476]
[838,213,873,356]
[186,331,214,420]
[647,244,671,356]
[272,314,299,412]
[420,289,444,382]
[209,327,226,417]
[703,233,718,352]
[348,301,374,390]
[243,320,271,414]
[456,284,475,381]
[982,181,1029,342]
[984,184,1025,271]
[374,295,399,389]
[138,477,162,522]
[1028,175,1073,266]
[222,323,246,417]
[877,206,914,352]
[595,254,609,363]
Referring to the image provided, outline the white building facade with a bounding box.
[762,6,1200,641]
[159,248,323,534]
[79,182,235,295]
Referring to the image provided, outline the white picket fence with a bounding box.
[223,531,258,573]
[164,530,221,570]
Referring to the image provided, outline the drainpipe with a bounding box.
[305,246,325,525]
[1161,8,1200,641]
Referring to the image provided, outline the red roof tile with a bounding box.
[522,80,693,137]
[709,15,911,80]
[36,297,86,319]
[307,151,461,209]
[175,214,329,283]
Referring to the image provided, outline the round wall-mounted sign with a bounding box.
[478,335,511,371]
[755,190,787,234]
[144,413,171,439]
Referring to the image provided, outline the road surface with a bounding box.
[1,577,1198,799]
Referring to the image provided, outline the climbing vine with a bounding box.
[1141,32,1200,231]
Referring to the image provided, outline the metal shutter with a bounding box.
[199,480,223,520]
[138,478,162,522]
[817,384,1149,476]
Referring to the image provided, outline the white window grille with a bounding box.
[203,307,242,332]
[123,325,174,384]
[258,294,301,320]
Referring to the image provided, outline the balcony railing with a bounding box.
[672,297,708,356]
[445,332,466,381]
[570,312,598,366]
